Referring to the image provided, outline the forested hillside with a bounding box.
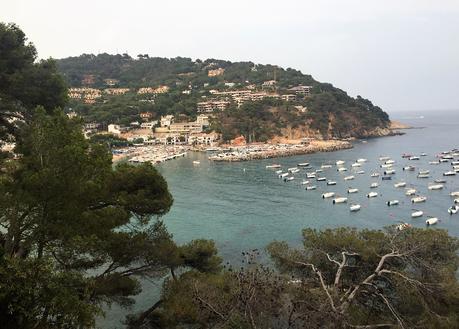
[56,54,390,140]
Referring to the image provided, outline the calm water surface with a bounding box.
[101,110,459,328]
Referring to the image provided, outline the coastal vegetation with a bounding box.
[56,53,390,140]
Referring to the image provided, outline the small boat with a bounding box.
[421,153,427,156]
[387,200,399,206]
[289,168,300,174]
[450,191,459,197]
[384,170,396,175]
[394,182,406,188]
[327,180,337,186]
[347,188,359,194]
[417,173,430,179]
[321,164,332,169]
[455,199,459,204]
[402,153,412,159]
[351,163,361,168]
[448,205,458,215]
[385,159,395,164]
[411,196,427,203]
[307,173,316,178]
[333,197,348,204]
[301,180,310,185]
[442,155,454,160]
[279,173,289,178]
[350,204,361,212]
[266,164,281,169]
[357,158,367,163]
[297,163,310,167]
[367,192,378,198]
[443,171,456,176]
[396,223,412,231]
[336,160,345,165]
[284,176,294,182]
[434,179,447,183]
[306,185,317,190]
[380,164,393,168]
[405,189,417,196]
[315,169,323,173]
[275,170,283,174]
[356,170,365,174]
[409,156,420,160]
[337,167,348,172]
[370,182,379,188]
[439,158,449,163]
[426,217,439,226]
[192,160,201,165]
[344,175,355,181]
[419,170,430,175]
[428,184,444,190]
[451,161,459,166]
[403,166,415,171]
[322,192,335,199]
[411,210,424,218]
[429,161,440,165]
[379,156,391,161]
[370,172,380,177]
[316,177,327,182]
[382,176,392,180]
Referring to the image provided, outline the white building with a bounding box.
[140,121,158,129]
[108,124,121,135]
[160,115,174,127]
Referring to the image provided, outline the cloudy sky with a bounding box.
[2,0,459,112]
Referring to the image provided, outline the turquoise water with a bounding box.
[101,110,459,328]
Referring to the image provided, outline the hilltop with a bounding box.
[56,54,391,142]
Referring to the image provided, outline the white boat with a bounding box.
[421,153,427,156]
[356,170,365,174]
[316,177,327,182]
[426,217,439,225]
[370,172,380,177]
[297,162,310,167]
[409,156,420,160]
[350,204,361,212]
[396,223,412,231]
[439,158,449,163]
[266,164,281,169]
[403,166,415,171]
[417,173,430,178]
[351,163,361,168]
[336,160,345,165]
[394,182,406,188]
[387,200,399,206]
[279,173,289,178]
[321,164,332,169]
[307,173,316,178]
[379,156,390,161]
[405,189,416,196]
[192,160,201,165]
[337,167,348,172]
[370,182,379,188]
[301,180,310,185]
[306,185,317,190]
[322,192,335,199]
[344,175,355,181]
[284,176,294,182]
[455,199,459,204]
[448,205,458,215]
[411,210,424,218]
[418,170,430,175]
[333,197,348,204]
[429,161,440,165]
[450,191,459,197]
[384,169,396,175]
[451,161,459,165]
[385,159,395,164]
[380,164,393,168]
[347,188,359,194]
[428,184,444,190]
[367,192,378,198]
[288,168,300,173]
[315,169,323,173]
[275,170,283,174]
[357,158,367,163]
[434,179,447,183]
[327,181,337,186]
[411,196,427,203]
[443,171,456,176]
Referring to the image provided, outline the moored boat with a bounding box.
[266,164,281,169]
[367,192,378,198]
[405,188,416,196]
[384,169,396,175]
[370,182,379,188]
[443,171,456,176]
[448,205,458,215]
[306,185,317,190]
[327,180,337,186]
[347,188,359,194]
[297,162,310,167]
[322,192,335,199]
[394,182,406,188]
[411,210,423,218]
[387,200,399,206]
[336,160,345,165]
[333,197,348,204]
[411,196,427,203]
[350,204,361,212]
[344,175,355,181]
[428,184,444,190]
[426,217,439,225]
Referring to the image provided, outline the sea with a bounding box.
[100,109,459,328]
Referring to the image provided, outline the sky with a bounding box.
[2,0,459,113]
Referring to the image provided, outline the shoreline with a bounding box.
[209,140,353,162]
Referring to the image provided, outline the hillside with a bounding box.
[56,54,390,141]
